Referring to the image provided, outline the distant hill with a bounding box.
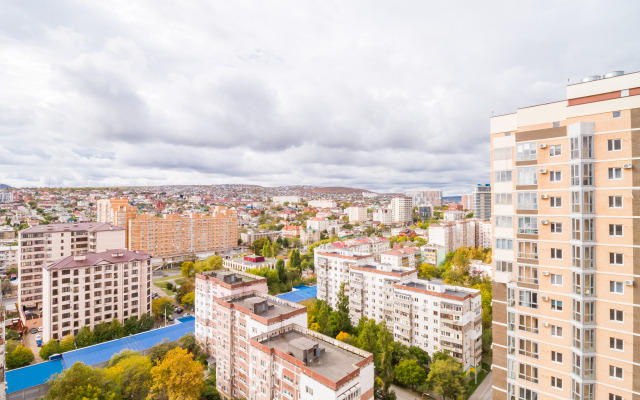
[0,184,12,189]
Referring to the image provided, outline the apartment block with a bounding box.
[128,207,237,261]
[372,209,391,225]
[0,226,15,241]
[490,70,640,400]
[315,249,375,309]
[443,211,466,221]
[42,249,152,341]
[97,198,137,246]
[272,196,301,205]
[448,204,464,211]
[403,189,443,207]
[18,223,126,313]
[380,246,421,269]
[316,238,390,262]
[417,205,433,219]
[390,196,413,224]
[420,244,446,266]
[0,245,18,268]
[240,230,279,245]
[473,184,492,220]
[428,220,477,254]
[461,194,474,211]
[307,200,338,208]
[348,262,417,324]
[346,206,367,223]
[224,255,278,272]
[307,218,340,232]
[393,280,482,371]
[476,220,492,249]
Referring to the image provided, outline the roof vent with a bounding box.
[581,75,601,83]
[603,71,624,79]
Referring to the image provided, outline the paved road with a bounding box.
[469,371,492,400]
[390,384,435,400]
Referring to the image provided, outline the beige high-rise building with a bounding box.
[491,70,640,400]
[128,207,237,261]
[97,198,137,247]
[390,196,413,224]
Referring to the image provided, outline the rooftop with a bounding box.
[276,285,318,303]
[45,249,150,271]
[21,222,125,234]
[352,262,414,275]
[226,294,300,318]
[258,328,366,383]
[200,269,258,283]
[397,279,480,299]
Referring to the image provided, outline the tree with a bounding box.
[5,329,20,341]
[426,359,467,400]
[262,241,272,258]
[45,362,107,400]
[376,321,395,394]
[431,350,455,363]
[394,359,426,389]
[181,261,196,279]
[251,237,271,255]
[107,350,139,367]
[336,332,350,342]
[59,335,76,353]
[178,333,201,355]
[1,280,12,295]
[69,385,115,400]
[330,282,351,334]
[482,329,493,361]
[166,282,174,291]
[282,237,290,248]
[148,339,179,365]
[104,353,153,400]
[139,313,155,332]
[76,326,96,348]
[316,301,332,337]
[276,259,286,282]
[272,242,282,257]
[152,297,175,319]
[357,319,379,356]
[6,345,34,369]
[182,292,195,309]
[201,367,220,400]
[176,282,195,303]
[149,347,205,400]
[408,346,431,365]
[124,316,139,335]
[93,321,112,343]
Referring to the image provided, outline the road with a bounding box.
[469,371,492,400]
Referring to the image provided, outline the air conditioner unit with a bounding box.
[540,168,547,174]
[623,164,632,169]
[541,220,549,225]
[541,271,549,276]
[541,322,549,327]
[541,295,549,301]
[539,143,547,149]
[540,194,548,199]
[625,279,634,286]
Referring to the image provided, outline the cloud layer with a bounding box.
[1,0,640,194]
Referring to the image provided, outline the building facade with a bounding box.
[403,189,443,207]
[346,206,367,223]
[272,196,301,205]
[223,255,278,272]
[428,220,477,254]
[372,209,392,225]
[490,70,640,400]
[315,249,374,308]
[390,196,412,224]
[307,200,338,208]
[316,238,390,261]
[461,194,474,211]
[443,211,466,221]
[380,246,421,269]
[473,184,492,220]
[240,230,279,245]
[42,249,151,341]
[97,198,137,246]
[420,244,446,266]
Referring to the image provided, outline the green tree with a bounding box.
[426,359,467,400]
[431,350,455,363]
[482,329,493,361]
[107,350,139,367]
[282,237,290,248]
[5,329,20,341]
[93,322,112,343]
[357,319,379,357]
[75,326,96,348]
[316,301,332,337]
[182,292,196,309]
[276,259,286,282]
[6,345,34,369]
[178,333,201,355]
[152,297,175,319]
[330,282,351,334]
[139,313,155,332]
[262,241,272,258]
[376,321,395,394]
[104,353,153,400]
[45,362,108,400]
[59,335,75,353]
[124,316,139,335]
[201,367,220,400]
[181,261,196,279]
[408,346,431,365]
[251,237,271,255]
[70,385,115,400]
[148,339,179,366]
[176,281,195,303]
[394,359,426,389]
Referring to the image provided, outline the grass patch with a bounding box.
[154,274,182,282]
[174,278,187,286]
[467,363,490,395]
[154,281,177,296]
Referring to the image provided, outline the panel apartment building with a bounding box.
[18,223,126,316]
[128,207,237,262]
[315,249,375,309]
[193,272,374,400]
[490,70,640,400]
[42,249,151,341]
[97,198,137,246]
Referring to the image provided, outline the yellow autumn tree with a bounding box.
[336,332,350,342]
[148,347,204,400]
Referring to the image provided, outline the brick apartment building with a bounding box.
[490,70,640,400]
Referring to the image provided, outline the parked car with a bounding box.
[167,317,174,322]
[30,328,37,334]
[37,326,43,332]
[175,308,183,314]
[35,334,42,341]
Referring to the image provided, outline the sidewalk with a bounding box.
[468,371,492,400]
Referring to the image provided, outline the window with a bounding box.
[519,338,539,358]
[518,265,538,284]
[550,223,562,233]
[610,366,623,379]
[516,143,537,161]
[550,196,562,207]
[552,122,561,128]
[549,144,561,155]
[610,337,624,351]
[551,377,563,389]
[551,351,563,363]
[496,238,513,250]
[519,388,538,400]
[608,139,622,151]
[495,216,513,228]
[494,147,512,161]
[609,253,624,265]
[494,170,513,182]
[496,261,513,273]
[613,111,621,119]
[609,196,623,208]
[517,217,538,234]
[494,193,513,205]
[551,325,563,338]
[551,300,563,311]
[518,241,538,259]
[610,395,622,400]
[517,193,538,210]
[609,224,623,236]
[551,274,563,286]
[517,167,538,185]
[519,290,538,309]
[610,281,624,294]
[519,363,538,384]
[551,248,563,260]
[610,309,624,322]
[609,168,623,180]
[519,314,538,334]
[550,171,562,182]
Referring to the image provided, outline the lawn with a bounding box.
[467,363,491,395]
[154,281,176,296]
[154,274,183,282]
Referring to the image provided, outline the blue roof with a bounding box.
[176,316,195,323]
[276,285,317,303]
[62,320,194,368]
[6,359,63,393]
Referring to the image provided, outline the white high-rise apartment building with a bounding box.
[347,206,367,222]
[428,220,477,253]
[0,191,13,203]
[380,246,421,269]
[472,184,491,220]
[307,199,338,208]
[403,189,442,207]
[42,249,151,341]
[391,196,413,224]
[316,237,390,261]
[443,211,466,221]
[271,196,300,205]
[461,194,474,211]
[372,209,391,225]
[315,249,374,308]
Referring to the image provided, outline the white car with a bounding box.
[35,334,42,341]
[37,327,43,332]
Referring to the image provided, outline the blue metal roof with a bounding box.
[276,285,317,303]
[62,320,195,368]
[5,359,63,394]
[176,316,195,323]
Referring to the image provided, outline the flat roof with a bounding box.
[259,330,364,382]
[229,295,298,318]
[21,222,125,234]
[5,359,63,394]
[276,286,317,303]
[205,269,257,282]
[398,280,477,298]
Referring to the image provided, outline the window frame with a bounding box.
[610,337,624,351]
[610,252,624,265]
[610,281,624,294]
[550,171,562,182]
[551,325,563,338]
[609,196,623,208]
[608,138,622,151]
[608,167,623,180]
[550,223,563,234]
[549,144,561,156]
[550,274,563,286]
[551,300,563,311]
[551,248,563,260]
[613,111,621,119]
[610,309,624,323]
[609,365,623,380]
[551,350,563,364]
[609,224,624,237]
[550,196,562,208]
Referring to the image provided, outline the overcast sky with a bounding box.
[1,1,639,194]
